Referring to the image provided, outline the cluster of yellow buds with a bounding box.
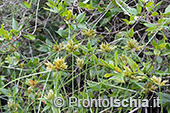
[123,66,132,77]
[76,58,84,69]
[99,42,116,52]
[18,63,26,69]
[123,66,145,80]
[28,87,33,94]
[81,29,96,39]
[45,57,68,71]
[52,42,65,52]
[143,82,158,93]
[134,76,145,81]
[123,39,144,51]
[7,99,19,110]
[7,99,13,109]
[66,39,81,52]
[36,91,42,98]
[119,55,127,64]
[151,75,168,86]
[44,89,54,100]
[26,79,38,88]
[45,61,54,71]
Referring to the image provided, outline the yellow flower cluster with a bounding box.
[134,76,145,81]
[143,82,158,93]
[52,42,65,52]
[76,58,84,69]
[142,76,168,93]
[81,29,96,39]
[99,42,116,52]
[7,100,19,110]
[26,79,38,88]
[124,39,144,51]
[28,87,33,94]
[44,89,54,100]
[151,75,168,86]
[45,57,68,71]
[66,39,81,52]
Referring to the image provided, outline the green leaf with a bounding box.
[165,5,170,14]
[104,73,114,78]
[121,31,129,38]
[167,105,170,113]
[0,24,4,36]
[108,60,115,69]
[47,0,56,7]
[24,1,31,9]
[87,40,91,49]
[79,2,87,8]
[152,40,157,48]
[127,7,137,15]
[77,23,87,29]
[126,57,138,72]
[148,5,154,13]
[163,52,170,56]
[12,18,18,30]
[87,80,100,91]
[158,17,164,23]
[64,0,67,6]
[46,39,53,46]
[145,1,154,8]
[144,51,153,55]
[115,51,118,67]
[128,28,134,37]
[0,89,10,95]
[130,14,135,21]
[60,7,67,17]
[154,1,162,11]
[0,26,11,40]
[146,26,157,32]
[43,7,58,13]
[86,4,92,10]
[109,72,125,83]
[23,34,35,40]
[10,29,19,36]
[76,12,86,23]
[156,56,162,64]
[38,46,49,52]
[137,4,142,14]
[144,23,157,28]
[12,86,19,95]
[66,10,72,20]
[91,54,98,64]
[154,49,160,55]
[98,59,113,69]
[42,105,51,112]
[122,19,129,25]
[156,93,170,106]
[58,1,63,12]
[162,32,168,40]
[163,12,170,16]
[158,43,167,49]
[46,3,55,8]
[152,12,158,16]
[158,37,165,45]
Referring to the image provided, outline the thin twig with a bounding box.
[32,0,40,34]
[115,0,130,16]
[128,107,141,113]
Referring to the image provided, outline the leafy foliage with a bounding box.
[0,0,170,112]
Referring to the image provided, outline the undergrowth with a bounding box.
[0,0,170,113]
